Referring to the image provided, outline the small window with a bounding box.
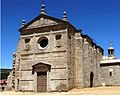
[40,38,48,48]
[109,72,112,76]
[38,37,48,48]
[55,34,62,40]
[25,39,30,43]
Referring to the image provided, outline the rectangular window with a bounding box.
[109,69,113,76]
[109,72,112,76]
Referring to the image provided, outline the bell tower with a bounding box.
[108,42,115,57]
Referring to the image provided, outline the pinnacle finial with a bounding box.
[109,42,112,47]
[63,11,67,21]
[22,19,26,27]
[41,1,46,15]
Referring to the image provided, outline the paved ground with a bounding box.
[1,86,120,95]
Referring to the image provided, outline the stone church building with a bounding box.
[7,3,120,92]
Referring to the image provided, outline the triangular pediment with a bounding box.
[32,62,51,74]
[19,14,69,31]
[27,17,59,29]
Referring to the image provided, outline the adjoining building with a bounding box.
[7,3,120,92]
[99,42,120,86]
[0,68,12,91]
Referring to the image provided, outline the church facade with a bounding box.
[7,3,120,92]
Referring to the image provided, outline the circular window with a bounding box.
[38,37,48,49]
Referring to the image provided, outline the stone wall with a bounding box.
[74,31,103,88]
[99,65,120,86]
[17,28,70,91]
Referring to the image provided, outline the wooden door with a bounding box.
[37,72,47,92]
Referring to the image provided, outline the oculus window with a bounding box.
[38,37,48,49]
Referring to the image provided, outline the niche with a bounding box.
[55,34,62,40]
[55,34,62,47]
[25,38,30,43]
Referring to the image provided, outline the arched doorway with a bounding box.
[90,71,94,87]
[32,62,51,92]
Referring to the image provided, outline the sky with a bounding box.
[1,0,120,69]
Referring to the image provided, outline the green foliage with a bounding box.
[0,69,12,79]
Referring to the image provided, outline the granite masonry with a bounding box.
[99,42,120,86]
[7,3,120,92]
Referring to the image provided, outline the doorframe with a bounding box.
[32,62,51,92]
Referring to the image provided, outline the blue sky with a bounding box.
[1,0,120,69]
